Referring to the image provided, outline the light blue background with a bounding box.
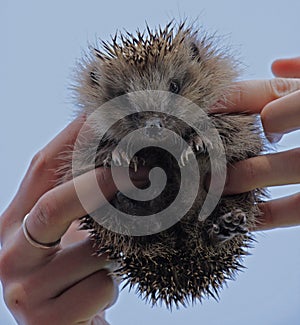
[1,1,299,324]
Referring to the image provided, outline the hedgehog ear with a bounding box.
[190,42,200,61]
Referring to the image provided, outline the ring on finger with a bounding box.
[22,213,61,249]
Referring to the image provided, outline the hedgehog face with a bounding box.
[76,23,236,135]
[73,22,238,228]
[74,23,237,170]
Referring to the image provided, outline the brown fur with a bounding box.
[62,21,265,308]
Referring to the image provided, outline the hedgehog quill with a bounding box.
[61,21,265,308]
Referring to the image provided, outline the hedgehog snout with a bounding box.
[144,117,164,139]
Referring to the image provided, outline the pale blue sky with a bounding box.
[1,1,299,324]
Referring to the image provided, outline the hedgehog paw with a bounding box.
[210,209,248,243]
[179,135,213,168]
[191,135,213,153]
[110,148,131,167]
[103,149,129,167]
[111,149,143,171]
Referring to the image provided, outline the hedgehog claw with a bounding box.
[113,150,141,172]
[112,149,122,166]
[103,154,112,167]
[179,146,193,168]
[130,156,139,172]
[192,135,204,152]
[191,135,213,153]
[141,157,146,166]
[179,155,185,168]
[109,148,133,167]
[179,134,213,167]
[120,150,130,166]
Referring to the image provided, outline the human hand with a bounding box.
[0,116,148,325]
[214,57,300,230]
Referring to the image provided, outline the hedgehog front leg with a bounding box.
[208,209,248,243]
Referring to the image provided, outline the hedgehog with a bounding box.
[62,21,265,308]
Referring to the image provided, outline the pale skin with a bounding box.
[217,57,300,230]
[0,57,299,325]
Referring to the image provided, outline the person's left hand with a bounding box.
[0,115,148,325]
[212,59,300,230]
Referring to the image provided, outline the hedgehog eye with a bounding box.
[114,90,126,98]
[169,81,180,94]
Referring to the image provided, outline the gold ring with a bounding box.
[22,213,61,249]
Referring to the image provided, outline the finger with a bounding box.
[272,57,300,78]
[222,149,300,195]
[48,270,118,324]
[60,220,89,247]
[2,115,86,225]
[24,166,148,245]
[261,90,300,140]
[211,78,300,113]
[255,193,300,230]
[30,239,115,299]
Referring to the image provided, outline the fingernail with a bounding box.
[266,132,282,143]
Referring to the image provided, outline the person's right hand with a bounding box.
[0,116,148,325]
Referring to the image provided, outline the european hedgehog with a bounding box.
[64,21,265,308]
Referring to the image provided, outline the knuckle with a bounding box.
[33,192,60,228]
[29,150,48,172]
[0,212,13,243]
[267,78,298,99]
[4,282,45,325]
[230,81,249,109]
[3,282,28,313]
[244,158,257,185]
[231,84,244,108]
[259,202,274,228]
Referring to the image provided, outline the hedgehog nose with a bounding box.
[144,118,163,138]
